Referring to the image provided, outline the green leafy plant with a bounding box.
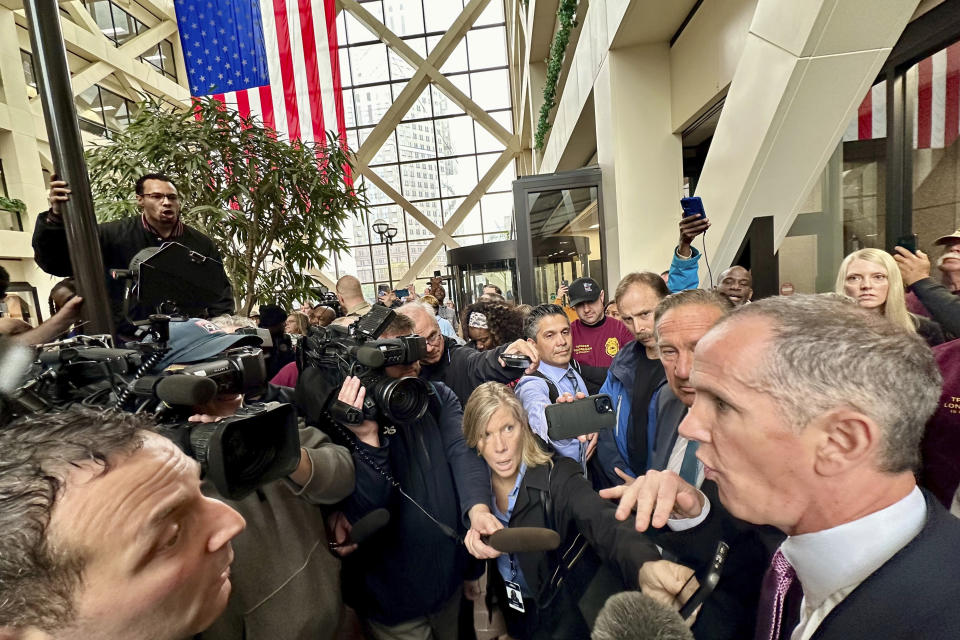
[0,195,26,214]
[534,0,578,152]
[86,96,366,315]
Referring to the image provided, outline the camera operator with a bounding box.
[31,174,234,338]
[397,302,540,407]
[0,407,246,640]
[325,311,501,638]
[150,318,356,640]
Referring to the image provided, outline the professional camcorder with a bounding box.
[0,316,299,500]
[297,304,430,425]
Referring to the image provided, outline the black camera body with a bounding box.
[298,305,431,425]
[0,329,299,501]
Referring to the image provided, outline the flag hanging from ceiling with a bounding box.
[173,0,347,148]
[843,41,960,150]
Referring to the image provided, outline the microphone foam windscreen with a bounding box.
[350,508,391,545]
[592,591,693,640]
[155,375,217,406]
[488,527,561,553]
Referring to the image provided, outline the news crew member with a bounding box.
[151,318,357,640]
[32,174,234,337]
[397,302,540,407]
[461,383,677,639]
[0,407,245,640]
[327,312,501,638]
[605,295,960,640]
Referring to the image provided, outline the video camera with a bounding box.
[0,316,299,500]
[298,304,430,425]
[111,242,231,321]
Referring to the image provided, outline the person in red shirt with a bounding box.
[565,277,635,393]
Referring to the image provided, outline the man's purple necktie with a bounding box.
[755,549,801,640]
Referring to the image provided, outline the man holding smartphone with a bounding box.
[897,231,960,338]
[515,304,597,470]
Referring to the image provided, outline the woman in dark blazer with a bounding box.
[462,382,661,639]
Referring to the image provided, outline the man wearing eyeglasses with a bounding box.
[32,173,234,337]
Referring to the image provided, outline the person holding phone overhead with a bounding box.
[836,248,944,346]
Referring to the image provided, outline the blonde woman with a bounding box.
[836,248,944,346]
[461,382,659,640]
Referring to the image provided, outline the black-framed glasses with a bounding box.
[142,193,180,202]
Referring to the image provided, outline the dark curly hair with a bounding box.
[461,300,524,348]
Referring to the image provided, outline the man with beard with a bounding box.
[31,174,233,338]
[897,232,960,338]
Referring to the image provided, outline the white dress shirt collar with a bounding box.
[780,485,926,609]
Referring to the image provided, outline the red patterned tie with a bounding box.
[755,549,801,640]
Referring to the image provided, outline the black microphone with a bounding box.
[486,527,561,553]
[154,375,218,406]
[349,508,390,544]
[591,591,693,640]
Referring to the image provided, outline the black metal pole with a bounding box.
[384,239,393,289]
[24,0,113,335]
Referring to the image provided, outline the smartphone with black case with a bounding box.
[394,288,410,298]
[679,540,729,620]
[501,354,532,369]
[377,284,390,295]
[893,234,918,254]
[545,394,616,441]
[680,196,706,220]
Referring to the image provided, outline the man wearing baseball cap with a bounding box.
[154,317,262,370]
[147,317,357,640]
[565,276,635,393]
[894,230,960,338]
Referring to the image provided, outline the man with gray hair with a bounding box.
[594,289,732,489]
[604,294,960,639]
[397,301,539,407]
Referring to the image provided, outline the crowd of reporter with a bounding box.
[2,175,960,640]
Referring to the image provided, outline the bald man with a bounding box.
[335,275,371,317]
[716,266,752,306]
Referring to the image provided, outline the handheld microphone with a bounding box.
[591,591,693,640]
[486,527,561,553]
[349,508,390,545]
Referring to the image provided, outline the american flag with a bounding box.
[843,41,960,150]
[173,0,347,147]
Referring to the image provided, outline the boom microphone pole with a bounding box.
[23,0,114,335]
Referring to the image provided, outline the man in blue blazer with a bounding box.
[603,294,960,640]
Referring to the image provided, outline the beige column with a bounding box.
[595,43,684,287]
[694,0,921,274]
[0,7,59,311]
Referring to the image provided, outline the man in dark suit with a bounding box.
[603,294,960,639]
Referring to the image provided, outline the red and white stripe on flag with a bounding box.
[843,41,960,149]
[206,0,347,147]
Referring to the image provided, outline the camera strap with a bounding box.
[330,420,462,545]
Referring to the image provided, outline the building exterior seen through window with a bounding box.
[323,0,515,299]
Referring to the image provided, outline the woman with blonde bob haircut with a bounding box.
[462,382,659,640]
[835,247,944,346]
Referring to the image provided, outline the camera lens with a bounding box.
[370,375,430,424]
[595,396,613,413]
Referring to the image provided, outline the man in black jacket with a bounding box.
[316,311,501,637]
[32,174,234,338]
[396,302,540,407]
